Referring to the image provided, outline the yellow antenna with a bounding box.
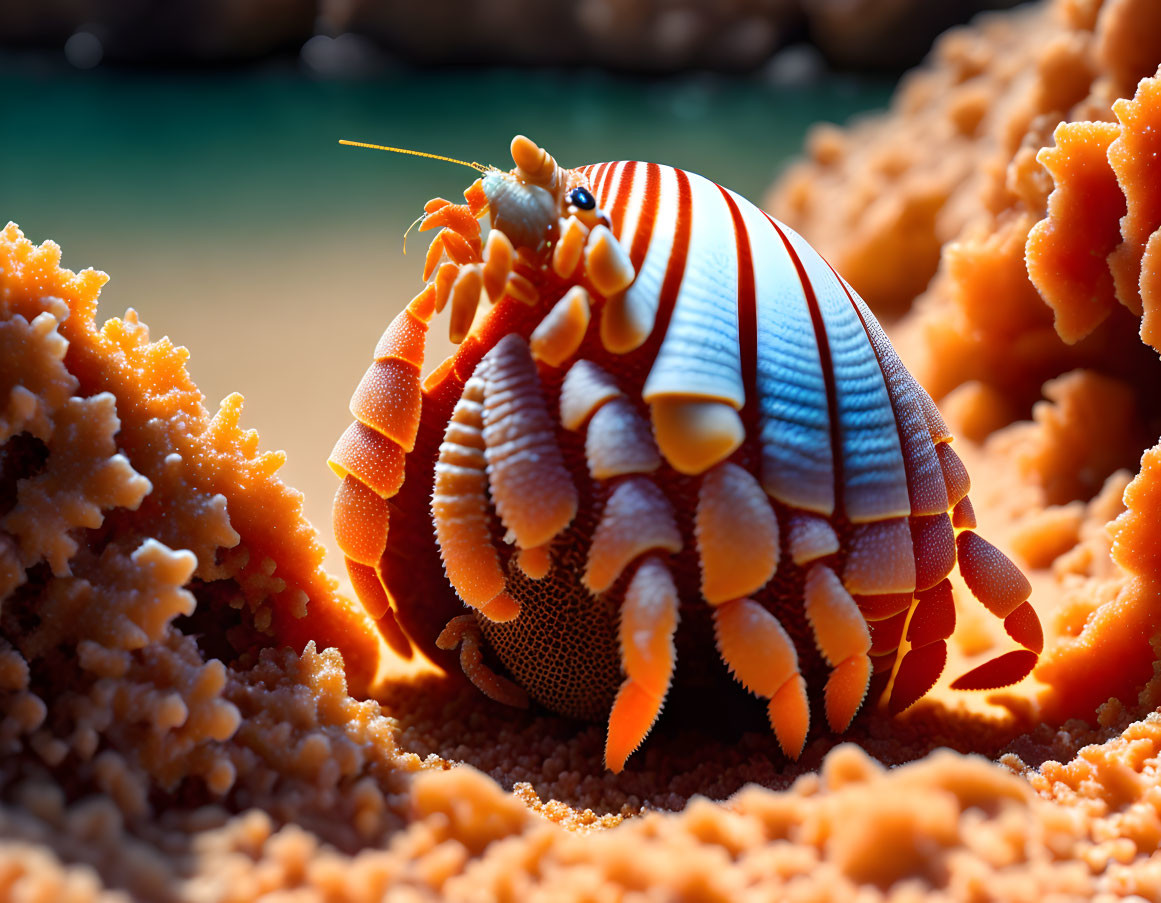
[339,139,491,173]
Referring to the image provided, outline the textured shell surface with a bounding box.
[329,136,1042,772]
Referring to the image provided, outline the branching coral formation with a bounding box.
[5,0,1161,896]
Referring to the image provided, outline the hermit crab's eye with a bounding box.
[566,187,595,210]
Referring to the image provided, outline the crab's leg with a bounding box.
[803,564,873,732]
[911,512,957,593]
[330,284,438,658]
[437,615,528,708]
[557,359,683,770]
[432,337,584,698]
[950,530,1041,689]
[888,578,953,714]
[695,461,811,758]
[418,193,486,344]
[605,556,679,773]
[714,597,810,759]
[434,334,581,623]
[552,215,589,280]
[584,478,681,594]
[696,463,780,605]
[529,286,591,368]
[448,264,483,345]
[431,369,520,623]
[481,335,578,550]
[482,228,514,302]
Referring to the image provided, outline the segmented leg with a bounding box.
[431,370,520,623]
[437,615,528,708]
[803,564,872,732]
[558,360,683,769]
[605,556,679,773]
[330,284,436,657]
[889,578,954,714]
[433,339,597,703]
[418,191,486,344]
[482,335,578,549]
[950,530,1040,689]
[694,460,815,755]
[714,598,810,759]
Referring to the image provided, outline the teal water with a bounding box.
[3,63,890,240]
[0,61,892,573]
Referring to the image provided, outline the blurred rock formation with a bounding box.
[0,0,1029,72]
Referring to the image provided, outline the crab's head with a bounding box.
[479,135,610,259]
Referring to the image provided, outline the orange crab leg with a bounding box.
[714,597,809,759]
[803,564,872,732]
[437,615,528,708]
[605,556,679,773]
[329,285,437,657]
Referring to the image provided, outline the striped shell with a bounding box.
[330,136,1042,772]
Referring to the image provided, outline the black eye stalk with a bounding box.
[566,186,596,211]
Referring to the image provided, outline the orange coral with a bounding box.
[1029,70,1161,355]
[1025,121,1124,343]
[0,222,378,691]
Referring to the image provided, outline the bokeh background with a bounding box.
[0,0,1027,579]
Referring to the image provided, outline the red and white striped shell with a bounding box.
[330,136,1042,772]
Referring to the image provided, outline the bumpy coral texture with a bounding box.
[5,0,1161,894]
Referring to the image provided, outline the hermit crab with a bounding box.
[329,136,1042,772]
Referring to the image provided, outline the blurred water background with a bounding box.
[1,56,897,576]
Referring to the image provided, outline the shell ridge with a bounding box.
[642,170,744,407]
[839,272,949,517]
[779,225,909,523]
[763,212,844,516]
[613,164,682,351]
[738,201,836,514]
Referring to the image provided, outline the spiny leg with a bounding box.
[605,556,679,773]
[558,359,682,768]
[714,598,810,759]
[803,564,873,732]
[694,461,809,756]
